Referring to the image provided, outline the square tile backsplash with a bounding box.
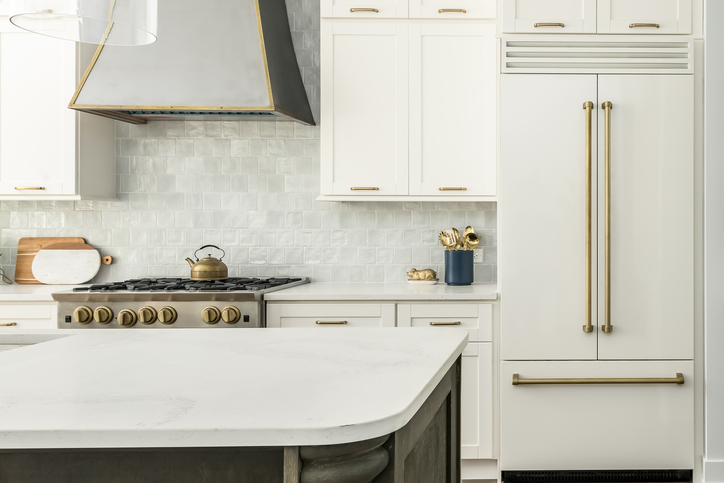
[0,0,497,284]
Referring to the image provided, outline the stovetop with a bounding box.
[73,277,304,293]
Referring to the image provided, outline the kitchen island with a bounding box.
[0,328,466,483]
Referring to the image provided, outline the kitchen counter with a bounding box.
[0,328,467,449]
[264,282,498,301]
[0,284,86,302]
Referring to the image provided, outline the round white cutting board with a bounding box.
[31,244,102,284]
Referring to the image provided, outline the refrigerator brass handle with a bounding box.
[583,101,594,334]
[512,373,685,385]
[439,187,467,191]
[14,186,46,191]
[602,101,613,334]
[316,320,348,325]
[534,23,565,28]
[0,322,17,327]
[429,321,462,326]
[438,8,466,13]
[350,8,379,12]
[629,23,660,28]
[350,187,379,191]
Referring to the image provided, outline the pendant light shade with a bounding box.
[9,0,157,46]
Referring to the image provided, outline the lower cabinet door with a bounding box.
[461,342,493,459]
[265,303,396,328]
[0,303,57,329]
[500,360,694,470]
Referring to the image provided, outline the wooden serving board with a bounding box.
[14,237,85,284]
[31,243,112,285]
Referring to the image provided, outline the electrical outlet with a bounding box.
[473,249,483,263]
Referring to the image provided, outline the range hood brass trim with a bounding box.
[255,0,275,108]
[71,105,277,111]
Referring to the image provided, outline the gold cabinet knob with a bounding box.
[221,306,241,324]
[138,306,157,325]
[158,306,178,325]
[202,306,221,325]
[73,306,93,325]
[118,309,138,328]
[93,306,114,325]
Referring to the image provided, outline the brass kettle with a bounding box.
[185,245,228,281]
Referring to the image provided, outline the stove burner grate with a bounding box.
[73,277,303,293]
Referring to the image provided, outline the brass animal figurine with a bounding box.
[407,268,438,281]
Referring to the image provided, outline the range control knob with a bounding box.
[118,309,138,328]
[73,306,93,325]
[158,307,178,325]
[138,306,157,325]
[202,306,221,325]
[93,306,114,325]
[221,306,241,324]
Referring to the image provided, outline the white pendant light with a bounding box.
[9,0,157,46]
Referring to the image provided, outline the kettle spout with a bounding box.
[185,257,196,268]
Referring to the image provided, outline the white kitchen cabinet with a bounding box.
[321,0,409,18]
[597,0,692,34]
[265,303,396,328]
[501,74,693,361]
[0,19,115,200]
[501,0,597,33]
[500,360,694,470]
[409,0,495,19]
[408,23,496,197]
[0,302,57,329]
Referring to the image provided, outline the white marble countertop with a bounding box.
[0,328,467,449]
[264,282,498,301]
[0,284,87,302]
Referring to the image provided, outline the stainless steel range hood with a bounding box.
[69,0,314,125]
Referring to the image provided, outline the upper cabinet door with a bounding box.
[0,20,77,196]
[501,0,597,33]
[409,0,495,19]
[409,23,496,196]
[321,0,409,18]
[500,74,599,361]
[597,0,692,34]
[321,22,409,196]
[596,75,694,360]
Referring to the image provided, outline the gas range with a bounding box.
[52,277,309,329]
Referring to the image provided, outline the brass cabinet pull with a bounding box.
[534,23,565,28]
[438,8,466,13]
[602,101,613,334]
[429,321,462,326]
[0,322,17,327]
[439,187,467,191]
[350,187,379,191]
[350,8,379,12]
[629,23,660,28]
[316,320,348,325]
[583,101,594,334]
[512,373,685,386]
[14,186,46,191]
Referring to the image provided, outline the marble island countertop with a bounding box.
[0,328,467,449]
[264,282,498,301]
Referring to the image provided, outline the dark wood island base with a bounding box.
[0,358,461,483]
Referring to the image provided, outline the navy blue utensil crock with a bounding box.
[444,250,474,286]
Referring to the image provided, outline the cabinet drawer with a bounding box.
[0,318,56,329]
[0,304,53,319]
[597,0,692,34]
[500,360,694,470]
[410,0,495,19]
[502,0,597,33]
[322,0,408,18]
[267,303,396,328]
[398,303,492,342]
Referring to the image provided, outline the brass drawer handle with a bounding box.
[439,187,467,191]
[14,186,46,191]
[430,321,462,326]
[350,187,379,191]
[512,373,685,385]
[316,320,348,325]
[629,23,660,28]
[438,8,466,13]
[350,8,379,13]
[534,23,565,28]
[0,323,18,327]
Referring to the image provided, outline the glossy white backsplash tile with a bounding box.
[0,0,496,284]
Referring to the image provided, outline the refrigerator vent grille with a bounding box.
[502,470,693,483]
[502,36,693,74]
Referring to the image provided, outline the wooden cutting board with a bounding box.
[32,243,113,285]
[14,237,86,284]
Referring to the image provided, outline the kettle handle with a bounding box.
[194,245,226,261]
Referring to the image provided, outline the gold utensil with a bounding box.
[438,231,454,250]
[463,226,475,237]
[464,232,481,251]
[451,228,463,251]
